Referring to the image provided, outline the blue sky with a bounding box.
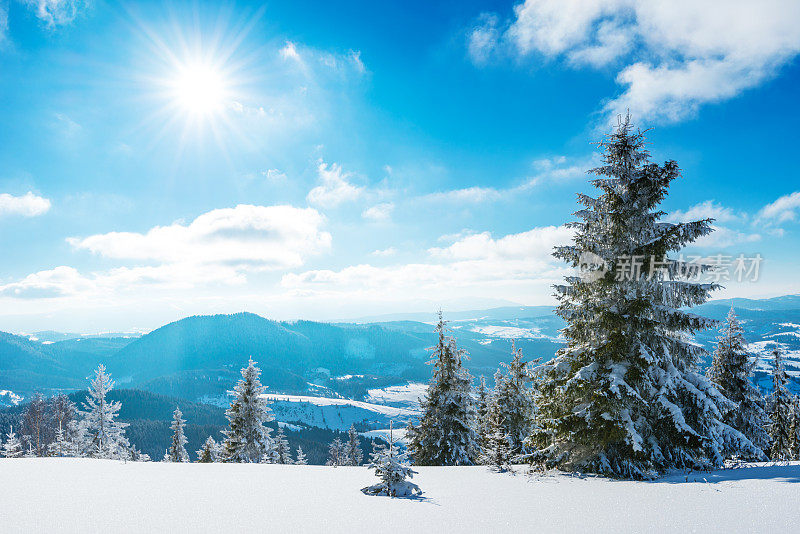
[1,0,799,332]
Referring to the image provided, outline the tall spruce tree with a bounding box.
[78,365,130,459]
[406,312,478,466]
[492,342,536,459]
[164,407,189,463]
[706,308,770,455]
[768,347,793,460]
[222,358,275,463]
[345,424,364,466]
[529,116,761,478]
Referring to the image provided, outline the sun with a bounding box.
[168,61,229,117]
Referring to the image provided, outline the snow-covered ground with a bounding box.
[365,382,426,408]
[262,393,419,431]
[2,459,799,533]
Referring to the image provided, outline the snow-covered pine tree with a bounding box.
[164,407,189,463]
[706,307,770,456]
[2,426,23,458]
[78,365,130,459]
[362,423,422,498]
[345,424,363,466]
[294,446,308,465]
[406,312,478,466]
[128,445,150,462]
[222,358,275,463]
[768,346,793,460]
[273,426,292,464]
[528,115,762,478]
[789,397,800,461]
[327,437,346,466]
[197,436,220,463]
[480,403,511,471]
[492,342,537,459]
[48,421,70,457]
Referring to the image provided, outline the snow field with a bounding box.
[1,459,799,533]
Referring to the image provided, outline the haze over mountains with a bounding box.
[2,295,800,410]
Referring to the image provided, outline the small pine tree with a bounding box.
[78,365,130,459]
[273,426,292,464]
[327,437,346,466]
[492,342,537,459]
[481,403,511,471]
[48,421,70,457]
[407,312,478,466]
[295,446,308,465]
[164,407,189,463]
[706,308,770,456]
[789,397,800,461]
[197,436,220,463]
[2,426,23,458]
[128,445,150,462]
[769,347,793,460]
[222,358,275,463]
[362,423,422,498]
[345,425,363,466]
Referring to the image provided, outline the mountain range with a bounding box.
[2,295,799,408]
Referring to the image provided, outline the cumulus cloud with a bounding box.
[0,192,52,217]
[362,202,394,222]
[2,204,332,300]
[282,225,573,301]
[262,169,288,182]
[68,204,330,271]
[470,0,800,124]
[306,162,363,208]
[691,226,761,249]
[756,191,800,224]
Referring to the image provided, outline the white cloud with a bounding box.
[421,186,501,204]
[474,0,800,124]
[691,226,761,249]
[429,226,572,261]
[371,247,397,257]
[306,162,363,208]
[68,204,330,271]
[0,6,8,46]
[666,200,738,224]
[517,155,594,189]
[282,225,573,301]
[0,192,52,217]
[362,202,394,222]
[25,0,85,28]
[262,169,287,182]
[757,191,800,224]
[2,204,332,300]
[280,41,302,63]
[468,14,500,65]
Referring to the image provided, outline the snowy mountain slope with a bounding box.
[1,459,799,533]
[262,394,419,431]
